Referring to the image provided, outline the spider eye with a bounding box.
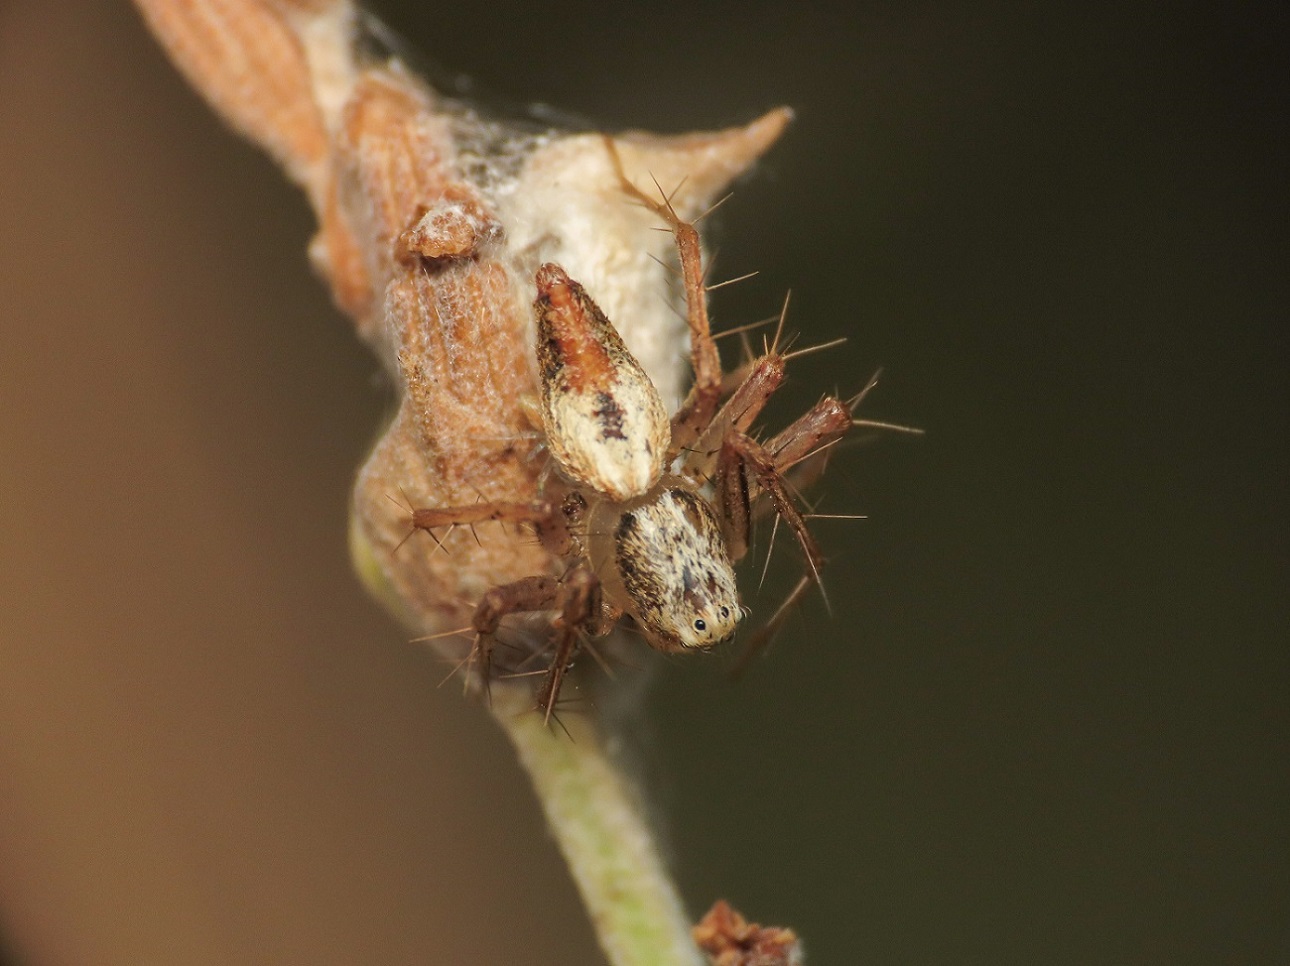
[694,619,706,632]
[720,606,730,619]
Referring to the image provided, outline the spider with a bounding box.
[406,138,864,720]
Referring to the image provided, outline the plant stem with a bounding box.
[491,687,703,966]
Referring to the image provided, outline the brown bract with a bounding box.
[693,901,803,966]
[133,0,791,668]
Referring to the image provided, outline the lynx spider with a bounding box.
[407,137,862,720]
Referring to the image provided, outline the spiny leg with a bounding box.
[763,368,922,498]
[713,392,854,535]
[716,425,839,676]
[469,575,560,701]
[681,293,808,477]
[714,437,753,563]
[408,494,582,560]
[761,395,855,496]
[603,137,725,457]
[410,499,555,535]
[734,397,853,580]
[535,565,603,724]
[687,351,786,479]
[721,431,826,586]
[404,496,581,699]
[725,390,909,674]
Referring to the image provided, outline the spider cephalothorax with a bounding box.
[407,137,869,718]
[590,481,742,652]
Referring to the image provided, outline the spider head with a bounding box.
[595,482,742,652]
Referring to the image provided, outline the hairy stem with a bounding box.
[491,687,703,966]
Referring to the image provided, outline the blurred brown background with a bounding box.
[0,1,1285,964]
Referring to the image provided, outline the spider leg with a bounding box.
[714,407,852,675]
[603,137,724,457]
[535,565,603,724]
[754,395,855,504]
[686,351,786,479]
[410,499,555,534]
[404,496,589,704]
[725,384,918,674]
[408,493,582,559]
[468,575,561,703]
[722,431,826,587]
[765,396,854,471]
[714,439,753,563]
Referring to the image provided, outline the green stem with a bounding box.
[491,687,704,966]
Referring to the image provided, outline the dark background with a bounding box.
[1,1,1284,963]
